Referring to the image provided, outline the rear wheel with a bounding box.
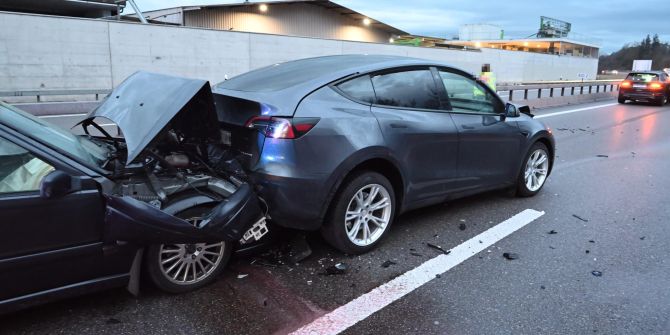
[516,142,550,197]
[655,95,667,106]
[321,172,395,254]
[146,204,232,293]
[617,95,626,104]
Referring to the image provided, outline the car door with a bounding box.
[436,68,525,189]
[0,133,109,304]
[367,67,460,205]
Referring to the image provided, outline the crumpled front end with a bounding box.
[104,184,263,244]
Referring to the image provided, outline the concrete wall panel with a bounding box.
[0,12,599,102]
[0,12,112,91]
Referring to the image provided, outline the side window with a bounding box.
[0,137,54,194]
[438,70,500,114]
[336,75,376,104]
[371,69,441,110]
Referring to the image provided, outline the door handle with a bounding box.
[390,123,408,129]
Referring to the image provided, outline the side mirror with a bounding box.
[40,170,72,199]
[505,103,520,118]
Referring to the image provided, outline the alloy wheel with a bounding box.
[344,184,392,246]
[524,149,549,192]
[158,216,225,285]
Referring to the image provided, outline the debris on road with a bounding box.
[640,236,646,240]
[585,250,590,254]
[591,271,602,277]
[572,214,589,222]
[596,154,609,158]
[323,263,348,275]
[426,243,451,255]
[435,274,442,278]
[503,252,519,260]
[237,274,249,279]
[285,234,312,264]
[381,260,397,268]
[540,285,546,290]
[458,223,467,231]
[410,252,423,257]
[588,240,595,243]
[548,230,558,234]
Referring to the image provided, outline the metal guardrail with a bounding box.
[1,80,623,104]
[0,89,111,102]
[497,80,621,101]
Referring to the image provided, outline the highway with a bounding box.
[2,99,669,335]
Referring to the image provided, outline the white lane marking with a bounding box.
[290,209,545,335]
[535,102,618,119]
[38,113,87,119]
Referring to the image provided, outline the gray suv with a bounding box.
[213,55,555,254]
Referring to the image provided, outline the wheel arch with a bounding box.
[319,152,407,225]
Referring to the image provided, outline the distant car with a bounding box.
[0,73,268,314]
[618,71,670,106]
[213,55,555,254]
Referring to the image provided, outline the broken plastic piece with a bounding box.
[548,230,558,234]
[324,263,347,275]
[240,216,269,244]
[503,252,519,260]
[381,260,396,268]
[572,214,589,222]
[237,274,248,279]
[426,243,450,255]
[596,154,609,158]
[591,271,602,277]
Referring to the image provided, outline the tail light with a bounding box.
[649,82,663,90]
[245,116,319,139]
[620,81,632,88]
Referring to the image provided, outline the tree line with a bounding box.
[598,34,670,71]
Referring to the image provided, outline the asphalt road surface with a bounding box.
[2,99,669,335]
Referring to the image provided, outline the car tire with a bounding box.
[516,142,550,197]
[617,95,626,104]
[655,95,667,106]
[145,202,232,294]
[321,171,396,254]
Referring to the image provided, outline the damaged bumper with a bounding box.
[104,184,264,244]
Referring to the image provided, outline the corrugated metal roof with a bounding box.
[140,0,408,35]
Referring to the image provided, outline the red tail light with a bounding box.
[649,82,663,90]
[620,81,632,88]
[245,116,319,139]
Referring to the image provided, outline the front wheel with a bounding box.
[321,172,395,254]
[146,204,232,293]
[516,142,550,197]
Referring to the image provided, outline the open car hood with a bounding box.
[85,71,219,165]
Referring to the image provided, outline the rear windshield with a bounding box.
[626,73,659,82]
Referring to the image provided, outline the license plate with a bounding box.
[633,84,646,88]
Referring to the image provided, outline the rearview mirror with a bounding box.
[40,170,72,199]
[505,103,520,118]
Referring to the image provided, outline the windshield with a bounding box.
[0,102,109,168]
[626,73,659,82]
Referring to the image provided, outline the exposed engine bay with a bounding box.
[79,71,269,246]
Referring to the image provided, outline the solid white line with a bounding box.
[38,113,88,119]
[290,209,545,335]
[535,102,617,119]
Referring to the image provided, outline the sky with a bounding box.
[128,0,670,53]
